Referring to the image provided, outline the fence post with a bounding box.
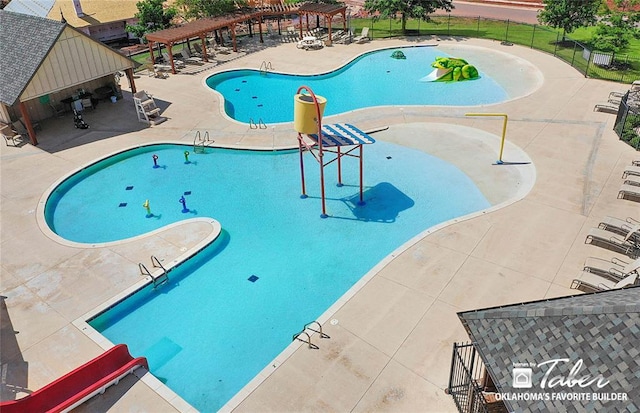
[504,19,510,43]
[570,41,577,67]
[477,16,480,36]
[585,49,592,78]
[448,343,458,392]
[531,24,536,49]
[448,14,451,35]
[389,16,392,37]
[554,32,559,55]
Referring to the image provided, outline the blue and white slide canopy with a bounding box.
[306,123,376,147]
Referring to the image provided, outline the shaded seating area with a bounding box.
[145,1,347,74]
[296,36,324,50]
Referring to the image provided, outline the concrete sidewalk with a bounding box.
[1,36,638,412]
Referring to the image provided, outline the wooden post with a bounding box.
[19,102,37,146]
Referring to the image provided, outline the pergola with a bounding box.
[145,2,347,74]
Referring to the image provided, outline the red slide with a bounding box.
[0,344,148,413]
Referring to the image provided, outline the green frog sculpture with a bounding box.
[421,56,479,82]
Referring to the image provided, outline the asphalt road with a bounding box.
[450,1,541,24]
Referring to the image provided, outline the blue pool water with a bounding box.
[47,143,490,411]
[206,46,508,123]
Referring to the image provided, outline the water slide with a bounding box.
[0,344,148,413]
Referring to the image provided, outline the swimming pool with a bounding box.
[206,46,509,124]
[46,142,490,411]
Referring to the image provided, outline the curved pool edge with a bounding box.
[71,216,222,413]
[203,42,543,128]
[219,131,537,412]
[54,130,536,413]
[35,140,299,249]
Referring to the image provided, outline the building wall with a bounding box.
[20,26,133,102]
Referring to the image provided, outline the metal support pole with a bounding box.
[337,146,343,186]
[359,145,365,205]
[298,133,307,198]
[465,113,509,164]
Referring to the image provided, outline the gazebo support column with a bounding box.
[126,68,137,93]
[148,41,156,64]
[199,35,209,62]
[167,44,177,74]
[230,25,238,52]
[18,102,37,146]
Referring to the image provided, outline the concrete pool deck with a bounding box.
[1,37,638,412]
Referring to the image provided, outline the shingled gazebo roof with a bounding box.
[458,286,640,412]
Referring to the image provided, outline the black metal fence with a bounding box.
[447,342,491,413]
[614,92,640,150]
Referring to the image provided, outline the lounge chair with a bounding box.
[353,27,370,43]
[598,216,640,238]
[624,175,640,187]
[1,124,23,146]
[609,91,625,99]
[180,49,204,65]
[594,103,619,113]
[162,53,185,69]
[585,227,639,257]
[193,43,214,57]
[582,256,640,283]
[618,184,640,201]
[633,160,640,166]
[622,165,640,178]
[143,63,166,78]
[571,271,639,293]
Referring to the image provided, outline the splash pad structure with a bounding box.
[421,57,479,82]
[294,86,376,218]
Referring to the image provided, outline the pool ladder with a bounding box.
[193,131,213,153]
[292,321,330,349]
[259,60,273,75]
[249,118,267,129]
[139,255,169,288]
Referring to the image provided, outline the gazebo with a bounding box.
[145,1,347,74]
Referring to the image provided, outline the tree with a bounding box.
[592,11,640,54]
[537,0,600,41]
[175,0,239,19]
[363,0,454,32]
[126,0,177,40]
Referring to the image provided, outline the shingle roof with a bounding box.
[458,286,640,413]
[4,0,139,28]
[4,0,56,18]
[0,10,64,106]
